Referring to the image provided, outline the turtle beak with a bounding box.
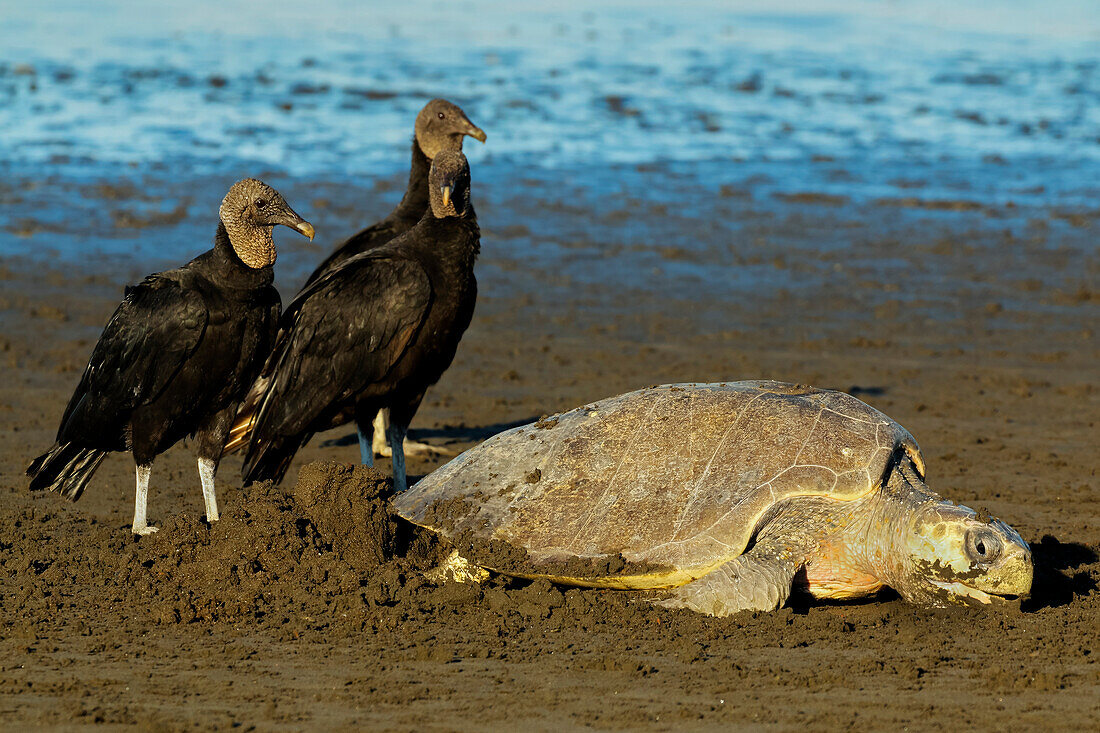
[440,183,454,209]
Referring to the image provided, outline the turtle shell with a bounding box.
[394,381,923,588]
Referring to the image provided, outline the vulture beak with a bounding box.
[294,220,316,242]
[275,206,316,241]
[440,183,454,209]
[462,117,487,143]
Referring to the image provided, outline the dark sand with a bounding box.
[1,179,1098,729]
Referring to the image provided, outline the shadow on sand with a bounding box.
[1023,535,1097,611]
[320,417,539,450]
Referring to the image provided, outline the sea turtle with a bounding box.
[393,381,1033,616]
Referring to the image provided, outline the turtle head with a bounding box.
[897,500,1033,606]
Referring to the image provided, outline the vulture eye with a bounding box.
[437,112,445,119]
[256,198,268,209]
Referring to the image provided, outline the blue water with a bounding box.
[3,1,1097,174]
[0,0,1098,269]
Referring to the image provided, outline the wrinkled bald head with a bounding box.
[428,150,472,219]
[219,179,314,269]
[415,99,486,160]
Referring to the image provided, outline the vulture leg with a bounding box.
[388,394,429,493]
[357,425,375,467]
[372,407,454,459]
[132,463,158,535]
[355,406,376,467]
[195,407,232,521]
[386,419,410,493]
[403,438,455,458]
[371,409,389,458]
[197,457,219,522]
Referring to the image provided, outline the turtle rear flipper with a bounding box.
[656,538,803,616]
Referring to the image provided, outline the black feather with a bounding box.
[243,203,479,485]
[27,222,281,499]
[27,443,107,500]
[301,140,429,287]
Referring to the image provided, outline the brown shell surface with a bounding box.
[394,381,922,584]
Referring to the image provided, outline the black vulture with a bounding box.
[26,179,314,534]
[303,99,484,286]
[240,151,479,493]
[291,98,484,463]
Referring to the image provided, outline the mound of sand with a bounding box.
[129,462,417,625]
[4,462,453,634]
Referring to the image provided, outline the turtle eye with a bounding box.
[966,528,1002,564]
[256,198,268,209]
[437,111,445,119]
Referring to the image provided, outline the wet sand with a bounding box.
[1,179,1098,729]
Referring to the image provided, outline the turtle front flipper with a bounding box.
[655,541,803,616]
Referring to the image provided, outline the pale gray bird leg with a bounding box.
[132,463,158,535]
[386,421,409,493]
[403,440,456,457]
[197,457,219,522]
[371,408,454,459]
[656,539,803,616]
[371,409,390,457]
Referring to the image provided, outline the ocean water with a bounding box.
[0,0,1097,267]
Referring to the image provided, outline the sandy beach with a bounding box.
[2,1,1098,729]
[2,170,1098,728]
